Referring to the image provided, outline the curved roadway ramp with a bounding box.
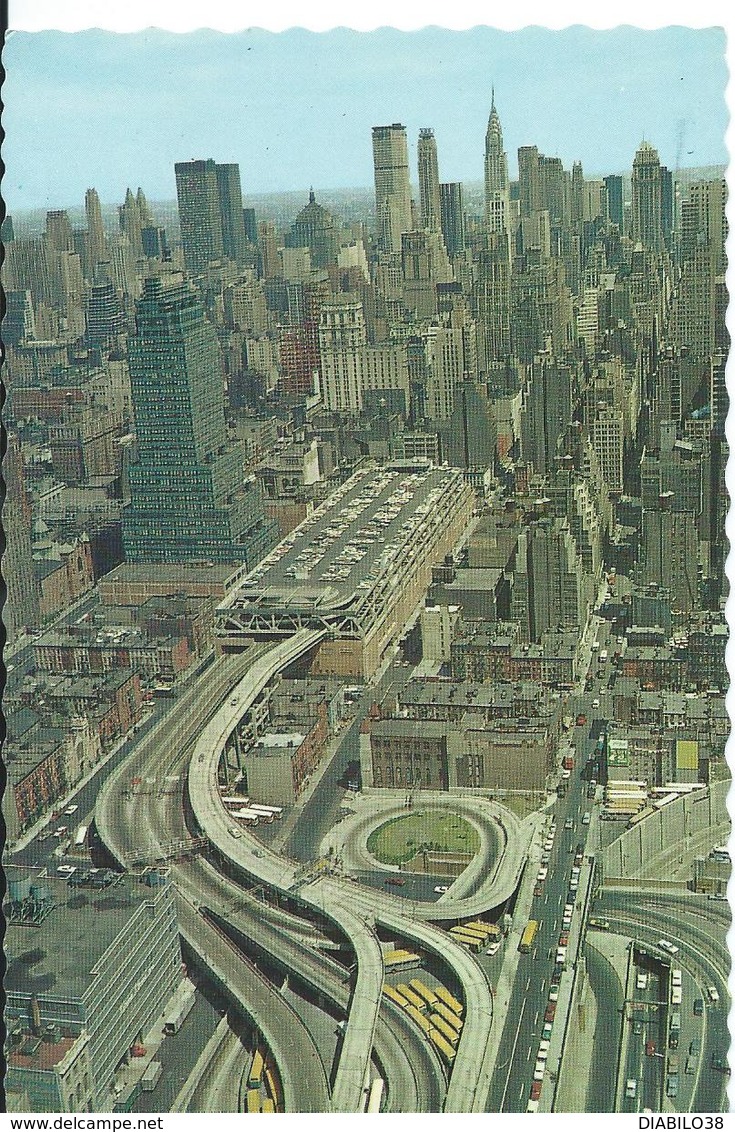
[95,649,331,1114]
[177,897,330,1112]
[187,630,506,1112]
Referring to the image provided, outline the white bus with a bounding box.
[74,824,88,848]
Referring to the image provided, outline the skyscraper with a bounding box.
[631,141,664,252]
[418,128,442,233]
[122,275,275,565]
[440,182,465,256]
[484,93,511,255]
[215,162,248,263]
[604,174,624,229]
[372,124,413,254]
[174,159,225,276]
[518,145,542,218]
[85,188,106,275]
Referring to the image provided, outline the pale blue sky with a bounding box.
[3,24,728,211]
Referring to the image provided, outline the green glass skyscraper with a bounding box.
[122,275,276,565]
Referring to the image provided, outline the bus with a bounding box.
[383,983,410,1010]
[430,1013,459,1045]
[433,1000,463,1032]
[248,807,274,823]
[404,1003,432,1034]
[519,920,539,954]
[429,1028,457,1065]
[383,949,422,970]
[627,806,656,829]
[366,1078,385,1113]
[466,920,502,940]
[396,984,427,1013]
[233,808,261,825]
[448,929,483,953]
[250,804,283,821]
[74,824,88,848]
[246,1089,261,1113]
[248,1049,265,1090]
[455,925,488,943]
[435,986,463,1017]
[261,1099,275,1113]
[409,978,438,1008]
[264,1067,283,1112]
[222,796,250,808]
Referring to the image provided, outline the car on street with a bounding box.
[38,831,52,841]
[636,971,648,990]
[707,985,720,1003]
[57,865,76,875]
[576,714,587,726]
[693,998,704,1016]
[666,1075,679,1099]
[559,932,569,946]
[64,805,79,816]
[385,877,405,886]
[646,1041,656,1056]
[542,1023,553,1041]
[564,818,573,830]
[433,885,449,894]
[625,1079,637,1099]
[582,812,591,825]
[537,867,548,881]
[632,1020,643,1035]
[548,984,559,1002]
[485,941,501,956]
[534,884,544,897]
[53,826,68,838]
[530,1080,542,1100]
[533,1062,545,1081]
[592,698,600,708]
[658,939,679,955]
[544,1004,556,1023]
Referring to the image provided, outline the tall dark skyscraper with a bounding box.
[122,275,275,565]
[174,159,225,275]
[215,162,248,263]
[440,182,465,256]
[604,174,624,229]
[175,159,249,274]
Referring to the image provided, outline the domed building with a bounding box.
[286,190,339,269]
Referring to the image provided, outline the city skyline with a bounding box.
[3,25,728,212]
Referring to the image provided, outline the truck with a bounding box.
[164,991,195,1035]
[141,1062,162,1092]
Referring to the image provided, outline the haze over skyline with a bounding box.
[3,24,727,212]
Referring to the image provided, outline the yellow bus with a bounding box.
[449,929,483,953]
[466,920,502,939]
[435,985,464,1017]
[264,1067,283,1112]
[248,1049,265,1089]
[405,1003,432,1034]
[383,983,410,1009]
[433,999,463,1032]
[261,1099,275,1113]
[384,949,422,970]
[409,978,438,1008]
[519,920,539,954]
[429,1028,457,1064]
[246,1089,261,1113]
[455,925,487,942]
[430,1012,459,1045]
[396,984,427,1012]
